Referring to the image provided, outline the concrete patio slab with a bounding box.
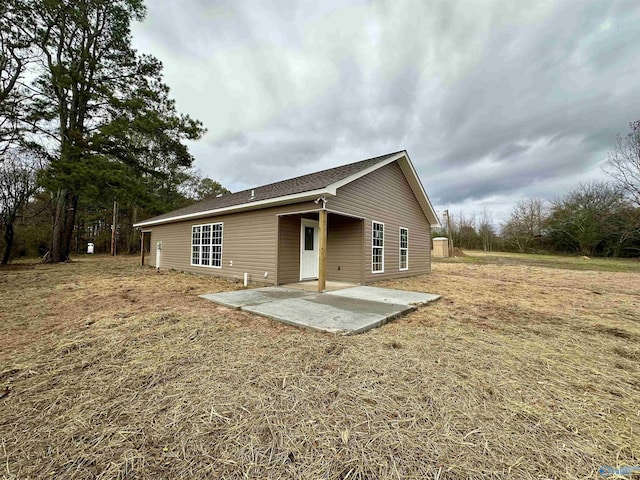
[199,287,313,309]
[327,286,441,306]
[244,294,411,334]
[199,286,440,334]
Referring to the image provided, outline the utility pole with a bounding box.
[445,209,454,257]
[110,198,117,256]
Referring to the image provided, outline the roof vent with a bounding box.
[250,189,255,199]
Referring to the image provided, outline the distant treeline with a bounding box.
[0,162,229,261]
[436,120,640,258]
[436,182,640,257]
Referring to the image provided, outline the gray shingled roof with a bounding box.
[139,151,404,225]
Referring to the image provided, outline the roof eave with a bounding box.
[133,188,333,228]
[134,150,441,228]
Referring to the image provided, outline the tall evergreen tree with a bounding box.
[18,0,204,262]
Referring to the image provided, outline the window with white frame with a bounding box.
[399,227,408,270]
[372,221,384,273]
[191,223,223,267]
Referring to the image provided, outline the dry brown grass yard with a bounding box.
[1,253,639,479]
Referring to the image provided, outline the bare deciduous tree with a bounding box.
[501,199,547,252]
[606,120,640,207]
[477,208,495,252]
[452,212,479,250]
[0,150,40,263]
[547,182,625,256]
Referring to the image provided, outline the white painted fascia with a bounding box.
[133,188,332,227]
[397,151,441,227]
[276,208,323,217]
[276,208,365,220]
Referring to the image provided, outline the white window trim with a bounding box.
[372,221,384,274]
[399,227,409,271]
[190,222,223,268]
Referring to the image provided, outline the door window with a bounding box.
[304,226,314,251]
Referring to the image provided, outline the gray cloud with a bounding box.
[132,0,640,221]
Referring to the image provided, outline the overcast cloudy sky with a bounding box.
[131,0,640,225]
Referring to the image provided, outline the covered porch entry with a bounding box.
[277,209,364,291]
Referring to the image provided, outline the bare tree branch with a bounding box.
[605,120,640,207]
[0,148,42,263]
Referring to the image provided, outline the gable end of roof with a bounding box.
[133,150,439,227]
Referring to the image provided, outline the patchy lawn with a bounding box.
[1,254,639,479]
[438,249,640,272]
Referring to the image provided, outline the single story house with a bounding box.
[133,150,440,291]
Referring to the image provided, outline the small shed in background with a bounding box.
[432,237,449,257]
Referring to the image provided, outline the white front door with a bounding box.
[300,219,319,280]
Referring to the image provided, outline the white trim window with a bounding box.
[399,227,408,271]
[191,222,223,268]
[372,221,384,273]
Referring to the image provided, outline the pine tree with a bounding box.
[18,0,204,262]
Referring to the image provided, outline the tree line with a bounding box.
[436,122,640,258]
[0,0,229,264]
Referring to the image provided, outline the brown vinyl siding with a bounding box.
[326,215,363,283]
[276,215,301,284]
[145,201,317,285]
[144,159,432,286]
[276,212,363,284]
[330,161,431,283]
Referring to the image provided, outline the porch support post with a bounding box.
[318,210,327,293]
[140,231,145,266]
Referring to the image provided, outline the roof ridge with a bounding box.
[228,150,406,196]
